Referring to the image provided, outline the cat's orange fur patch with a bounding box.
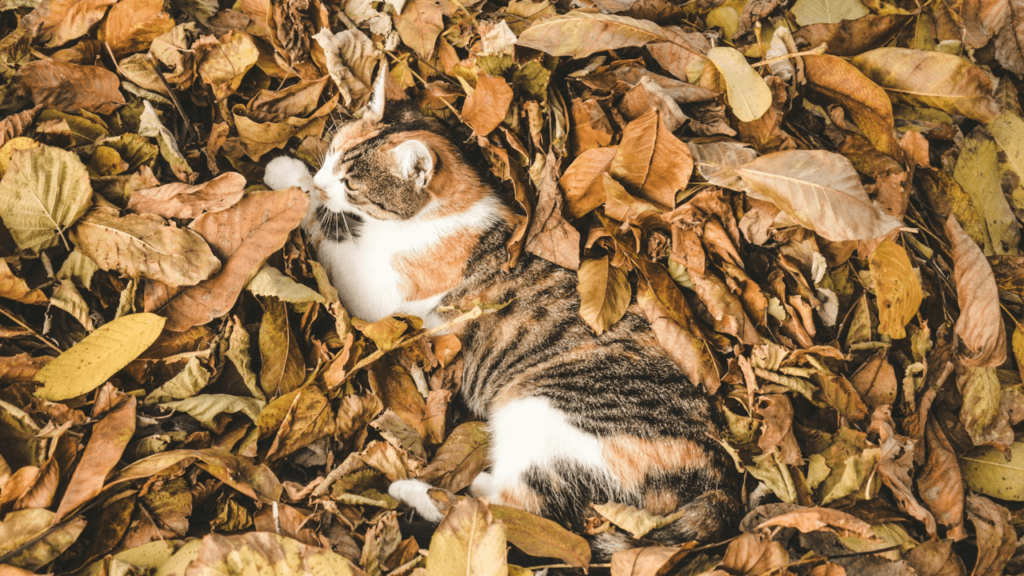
[494,483,544,514]
[330,120,380,155]
[602,436,711,492]
[642,489,680,516]
[392,230,478,301]
[388,130,492,218]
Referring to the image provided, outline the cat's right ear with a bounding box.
[359,60,388,123]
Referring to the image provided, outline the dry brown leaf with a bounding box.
[516,11,665,58]
[757,506,875,539]
[868,239,922,340]
[560,145,617,218]
[0,260,46,305]
[918,417,966,539]
[946,215,1007,367]
[98,0,175,57]
[526,151,581,270]
[159,187,308,331]
[127,172,246,219]
[966,494,1016,576]
[13,60,125,115]
[462,73,514,136]
[637,280,720,393]
[70,207,222,287]
[577,256,630,335]
[259,297,306,397]
[395,0,444,59]
[38,0,118,48]
[55,393,136,521]
[645,25,707,82]
[610,545,693,576]
[570,98,614,156]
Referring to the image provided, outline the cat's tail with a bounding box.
[589,489,740,561]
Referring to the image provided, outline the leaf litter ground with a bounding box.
[1,0,1024,575]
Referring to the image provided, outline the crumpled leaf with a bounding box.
[70,207,221,287]
[957,365,1014,449]
[138,101,195,183]
[946,215,1008,366]
[490,505,591,568]
[757,506,875,539]
[0,259,46,304]
[868,239,922,340]
[246,264,325,304]
[966,494,1016,576]
[160,394,262,430]
[791,0,868,25]
[196,30,259,101]
[259,297,306,396]
[14,60,125,115]
[143,357,211,405]
[706,150,903,241]
[420,422,490,492]
[34,313,166,401]
[313,27,379,110]
[0,509,86,570]
[37,0,117,48]
[516,11,664,58]
[0,145,92,254]
[462,73,514,136]
[127,172,246,219]
[98,0,174,57]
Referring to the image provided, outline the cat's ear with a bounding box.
[392,140,434,187]
[359,60,388,123]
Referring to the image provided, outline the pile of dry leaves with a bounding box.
[1,0,1024,574]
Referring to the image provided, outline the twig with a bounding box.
[0,303,61,352]
[527,562,612,570]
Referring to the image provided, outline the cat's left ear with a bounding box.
[360,60,388,123]
[392,140,434,188]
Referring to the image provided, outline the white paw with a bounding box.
[388,479,444,523]
[265,156,313,192]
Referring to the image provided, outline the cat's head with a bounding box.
[312,64,488,222]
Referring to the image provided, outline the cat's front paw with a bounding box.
[264,156,313,192]
[388,479,444,523]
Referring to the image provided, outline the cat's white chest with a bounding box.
[312,220,444,326]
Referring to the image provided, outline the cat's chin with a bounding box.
[313,206,364,242]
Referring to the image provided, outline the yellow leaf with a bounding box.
[868,239,922,339]
[35,313,166,401]
[961,442,1024,501]
[516,11,664,58]
[706,46,772,123]
[426,498,507,576]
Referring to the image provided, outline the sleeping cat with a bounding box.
[264,68,739,556]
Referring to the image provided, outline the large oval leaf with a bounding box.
[517,12,664,58]
[706,46,772,123]
[70,207,221,287]
[851,48,1000,123]
[577,256,630,335]
[868,239,922,340]
[34,313,166,401]
[0,145,92,254]
[706,150,903,241]
[962,442,1024,501]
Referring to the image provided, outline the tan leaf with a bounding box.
[0,509,86,570]
[636,280,720,394]
[957,365,1013,449]
[849,352,897,409]
[850,48,1000,123]
[610,108,691,207]
[38,0,117,48]
[721,532,790,576]
[70,207,221,287]
[490,505,591,568]
[462,73,514,136]
[420,422,490,492]
[13,60,124,115]
[868,239,922,340]
[560,145,617,218]
[258,297,306,397]
[570,98,614,156]
[804,54,901,160]
[526,151,581,270]
[158,187,309,331]
[196,30,259,101]
[953,126,1020,256]
[98,0,175,57]
[946,215,1007,366]
[395,0,444,59]
[55,395,136,521]
[312,27,379,109]
[426,498,507,576]
[516,11,664,58]
[266,387,335,461]
[966,494,1016,576]
[645,25,708,83]
[577,256,630,335]
[757,506,875,539]
[127,172,246,219]
[186,532,360,576]
[962,441,1024,502]
[706,150,903,241]
[0,145,93,254]
[610,545,693,576]
[232,96,338,161]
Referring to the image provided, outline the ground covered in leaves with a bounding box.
[1,0,1024,574]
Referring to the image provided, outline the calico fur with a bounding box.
[263,69,739,559]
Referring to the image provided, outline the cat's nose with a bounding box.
[312,171,333,191]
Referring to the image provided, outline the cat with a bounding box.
[264,67,740,556]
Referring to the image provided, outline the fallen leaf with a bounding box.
[610,545,693,576]
[946,215,1008,366]
[196,30,259,101]
[395,0,444,59]
[957,365,1013,449]
[127,172,246,219]
[791,0,868,25]
[490,505,591,568]
[0,145,92,254]
[577,256,630,335]
[0,509,86,570]
[757,506,875,539]
[953,127,1020,256]
[266,386,335,461]
[965,494,1016,576]
[258,297,306,396]
[426,498,507,576]
[38,0,118,48]
[868,239,922,340]
[55,394,136,520]
[462,73,514,136]
[961,441,1024,501]
[516,11,664,58]
[851,48,1000,123]
[14,60,125,115]
[159,187,308,331]
[526,151,581,270]
[560,146,617,218]
[706,47,771,124]
[34,313,166,401]
[420,422,490,492]
[186,532,360,576]
[70,207,221,287]
[99,0,175,56]
[0,260,47,305]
